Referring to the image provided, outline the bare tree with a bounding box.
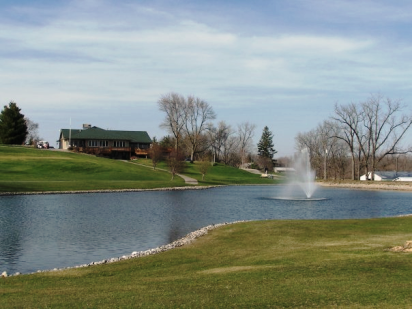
[184,96,216,162]
[167,150,185,180]
[158,92,187,151]
[24,117,39,146]
[333,103,363,180]
[207,121,232,163]
[361,94,412,180]
[148,141,162,170]
[237,122,256,167]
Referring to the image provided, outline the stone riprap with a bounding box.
[3,220,247,277]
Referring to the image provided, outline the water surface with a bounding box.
[1,185,411,274]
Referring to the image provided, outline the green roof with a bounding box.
[60,127,152,143]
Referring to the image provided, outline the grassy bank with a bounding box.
[0,146,185,192]
[0,146,278,193]
[2,217,412,307]
[135,158,280,186]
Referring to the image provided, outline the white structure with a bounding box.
[393,177,412,182]
[360,171,412,181]
[274,167,295,173]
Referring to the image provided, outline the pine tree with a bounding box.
[257,126,277,158]
[0,102,28,145]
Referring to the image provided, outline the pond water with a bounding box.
[1,185,412,275]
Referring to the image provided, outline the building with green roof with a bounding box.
[58,125,152,159]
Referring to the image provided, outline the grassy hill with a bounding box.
[0,146,185,192]
[0,146,278,193]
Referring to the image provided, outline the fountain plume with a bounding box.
[293,148,317,198]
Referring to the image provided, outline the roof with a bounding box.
[60,127,152,143]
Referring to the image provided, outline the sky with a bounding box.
[1,0,412,156]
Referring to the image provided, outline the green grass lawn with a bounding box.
[0,146,186,192]
[135,158,280,186]
[2,217,412,308]
[0,146,278,193]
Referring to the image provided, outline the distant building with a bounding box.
[360,171,412,181]
[58,126,152,159]
[274,167,296,173]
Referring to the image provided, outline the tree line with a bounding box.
[295,94,412,180]
[156,92,277,170]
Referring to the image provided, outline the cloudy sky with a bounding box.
[1,0,412,155]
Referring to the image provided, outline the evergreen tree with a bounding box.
[0,102,28,145]
[257,126,277,158]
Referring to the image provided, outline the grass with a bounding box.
[2,217,412,307]
[0,146,278,192]
[135,158,280,186]
[0,146,186,192]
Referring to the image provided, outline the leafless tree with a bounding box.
[360,94,412,180]
[295,120,348,179]
[24,117,39,145]
[148,142,162,170]
[207,121,232,163]
[158,92,187,151]
[167,150,185,181]
[184,96,216,162]
[237,122,256,167]
[333,103,363,180]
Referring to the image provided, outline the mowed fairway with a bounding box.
[2,217,412,308]
[0,146,185,192]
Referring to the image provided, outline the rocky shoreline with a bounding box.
[2,220,248,278]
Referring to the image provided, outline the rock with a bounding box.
[404,241,412,248]
[1,271,7,278]
[389,241,412,252]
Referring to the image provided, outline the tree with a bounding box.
[158,93,187,151]
[148,141,162,170]
[25,117,40,146]
[361,94,412,180]
[167,150,185,180]
[207,121,232,164]
[333,102,363,180]
[184,96,216,162]
[199,156,212,180]
[237,122,256,167]
[0,102,28,145]
[257,126,277,159]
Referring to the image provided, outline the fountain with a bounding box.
[293,148,317,198]
[274,148,326,201]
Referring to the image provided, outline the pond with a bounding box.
[1,185,412,275]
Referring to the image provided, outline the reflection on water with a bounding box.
[1,186,412,274]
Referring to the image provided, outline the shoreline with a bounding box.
[3,220,248,277]
[318,181,412,192]
[0,185,223,196]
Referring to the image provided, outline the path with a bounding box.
[127,161,198,185]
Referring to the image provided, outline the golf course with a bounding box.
[1,146,412,308]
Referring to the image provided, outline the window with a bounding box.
[114,141,126,148]
[88,140,98,147]
[99,140,108,147]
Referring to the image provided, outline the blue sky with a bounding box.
[1,0,412,155]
